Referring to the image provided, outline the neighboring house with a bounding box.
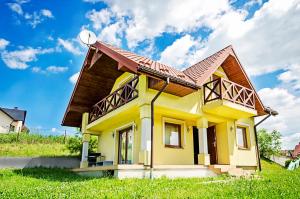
[0,107,27,133]
[62,42,267,178]
[292,142,300,158]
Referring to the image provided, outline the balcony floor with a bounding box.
[203,99,257,119]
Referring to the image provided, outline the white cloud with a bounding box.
[25,10,54,28]
[83,0,102,3]
[257,87,300,149]
[58,38,83,55]
[0,39,10,50]
[159,35,197,68]
[1,47,54,69]
[7,1,54,28]
[32,66,68,74]
[7,3,23,15]
[277,64,300,92]
[98,21,124,46]
[86,9,112,30]
[46,66,68,73]
[41,9,53,18]
[85,0,230,48]
[185,0,300,76]
[69,72,79,84]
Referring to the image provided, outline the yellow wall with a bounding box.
[216,122,230,164]
[95,112,141,165]
[86,73,258,167]
[153,112,196,165]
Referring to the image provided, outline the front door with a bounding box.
[193,127,199,164]
[207,126,217,164]
[118,127,133,164]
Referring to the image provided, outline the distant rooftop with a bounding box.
[0,107,27,122]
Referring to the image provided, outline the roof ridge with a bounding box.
[183,45,233,72]
[97,41,196,84]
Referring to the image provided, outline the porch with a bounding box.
[72,164,217,179]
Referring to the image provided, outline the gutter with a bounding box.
[254,107,278,171]
[138,65,199,90]
[150,77,170,176]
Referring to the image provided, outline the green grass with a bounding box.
[0,160,299,198]
[0,133,74,157]
[0,143,71,157]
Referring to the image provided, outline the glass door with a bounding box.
[118,127,133,164]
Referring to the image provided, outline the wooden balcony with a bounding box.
[203,78,255,110]
[89,76,139,123]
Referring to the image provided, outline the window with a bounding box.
[164,122,181,148]
[236,127,248,149]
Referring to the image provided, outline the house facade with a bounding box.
[0,107,27,133]
[62,42,266,178]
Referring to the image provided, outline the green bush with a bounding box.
[258,129,281,158]
[285,159,292,168]
[66,135,97,155]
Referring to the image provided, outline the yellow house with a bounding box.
[62,41,267,178]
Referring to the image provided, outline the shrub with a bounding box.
[285,159,292,168]
[258,129,281,159]
[66,135,97,155]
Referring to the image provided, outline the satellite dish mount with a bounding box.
[79,29,97,48]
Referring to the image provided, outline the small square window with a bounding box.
[165,122,181,148]
[236,127,248,149]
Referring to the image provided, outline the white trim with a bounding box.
[162,117,186,148]
[114,122,136,164]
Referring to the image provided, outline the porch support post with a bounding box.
[139,104,151,165]
[197,118,210,165]
[80,112,90,168]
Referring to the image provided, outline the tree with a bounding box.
[257,129,281,158]
[66,133,98,155]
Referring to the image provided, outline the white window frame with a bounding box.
[162,117,186,148]
[114,122,136,164]
[235,122,251,150]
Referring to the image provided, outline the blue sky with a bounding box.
[1,0,300,148]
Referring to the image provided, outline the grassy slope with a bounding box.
[0,160,299,198]
[0,133,74,157]
[0,143,70,157]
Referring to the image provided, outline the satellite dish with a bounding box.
[79,29,97,46]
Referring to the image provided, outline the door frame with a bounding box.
[118,126,134,164]
[192,126,199,165]
[207,126,218,164]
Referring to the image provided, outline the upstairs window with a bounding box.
[236,126,248,149]
[164,122,182,148]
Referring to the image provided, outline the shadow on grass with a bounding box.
[12,167,99,182]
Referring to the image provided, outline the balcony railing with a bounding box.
[89,76,139,123]
[203,78,255,109]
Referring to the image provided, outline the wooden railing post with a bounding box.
[203,77,255,110]
[88,76,139,123]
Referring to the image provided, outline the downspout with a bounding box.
[150,77,170,174]
[254,107,278,171]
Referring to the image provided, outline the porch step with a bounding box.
[209,165,244,176]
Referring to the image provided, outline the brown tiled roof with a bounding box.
[97,42,196,85]
[183,45,233,85]
[93,41,265,115]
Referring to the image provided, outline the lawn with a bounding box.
[0,133,74,157]
[0,160,299,198]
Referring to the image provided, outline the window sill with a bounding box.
[237,146,250,150]
[165,145,183,149]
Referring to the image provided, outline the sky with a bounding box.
[0,0,300,149]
